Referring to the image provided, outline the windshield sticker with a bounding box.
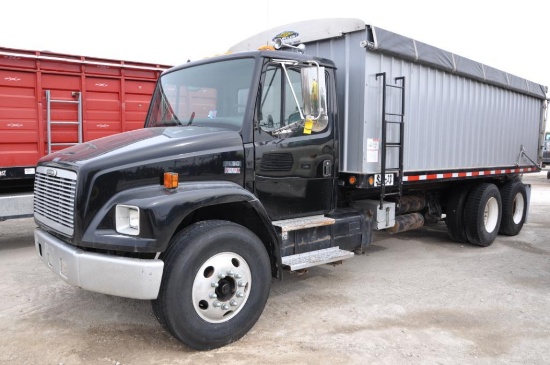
[272,31,299,42]
[208,110,217,119]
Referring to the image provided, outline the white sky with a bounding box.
[1,0,548,92]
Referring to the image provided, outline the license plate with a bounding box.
[374,173,394,187]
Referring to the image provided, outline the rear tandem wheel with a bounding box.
[463,183,502,247]
[498,179,527,236]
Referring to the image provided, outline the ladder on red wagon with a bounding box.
[45,90,83,154]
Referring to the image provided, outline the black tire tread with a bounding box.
[152,226,195,339]
[445,186,470,243]
[499,180,527,236]
[464,183,502,247]
[154,220,271,350]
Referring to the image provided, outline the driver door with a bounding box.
[253,63,335,221]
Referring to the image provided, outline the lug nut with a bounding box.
[218,273,226,279]
[227,270,235,276]
[230,300,238,306]
[238,281,247,287]
[236,292,244,298]
[209,292,217,299]
[234,273,242,279]
[213,301,221,307]
[211,282,219,288]
[221,303,229,310]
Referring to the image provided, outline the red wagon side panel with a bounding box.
[0,47,171,185]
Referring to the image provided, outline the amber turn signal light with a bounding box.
[164,172,179,189]
[348,176,357,185]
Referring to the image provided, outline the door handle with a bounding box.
[323,160,332,177]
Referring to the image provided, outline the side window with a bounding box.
[259,67,282,130]
[258,64,328,138]
[284,68,303,126]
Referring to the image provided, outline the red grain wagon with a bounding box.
[0,47,171,218]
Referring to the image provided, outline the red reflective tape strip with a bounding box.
[403,167,536,182]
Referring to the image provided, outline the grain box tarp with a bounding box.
[371,26,546,99]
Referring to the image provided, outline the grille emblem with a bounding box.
[46,168,57,177]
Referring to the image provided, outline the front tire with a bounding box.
[152,220,271,350]
[464,183,502,247]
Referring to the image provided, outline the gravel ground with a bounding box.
[1,171,549,365]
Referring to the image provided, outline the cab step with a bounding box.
[281,247,354,271]
[272,214,335,233]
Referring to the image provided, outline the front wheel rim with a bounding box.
[483,197,499,233]
[192,252,251,323]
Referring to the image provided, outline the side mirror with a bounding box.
[301,65,328,133]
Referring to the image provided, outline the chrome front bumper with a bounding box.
[35,228,164,300]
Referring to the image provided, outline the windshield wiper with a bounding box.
[186,112,195,126]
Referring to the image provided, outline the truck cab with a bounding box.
[145,52,337,220]
[33,49,362,350]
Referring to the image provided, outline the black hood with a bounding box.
[39,126,243,171]
[38,126,246,239]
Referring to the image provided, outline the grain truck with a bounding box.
[33,18,547,350]
[0,47,169,220]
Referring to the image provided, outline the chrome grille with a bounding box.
[34,166,77,236]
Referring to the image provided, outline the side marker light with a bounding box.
[164,172,179,189]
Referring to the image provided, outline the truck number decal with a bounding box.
[374,173,394,187]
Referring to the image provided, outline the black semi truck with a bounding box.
[34,19,547,349]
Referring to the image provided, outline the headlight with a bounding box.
[116,205,140,235]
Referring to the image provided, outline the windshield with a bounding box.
[145,58,255,131]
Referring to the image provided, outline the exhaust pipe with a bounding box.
[386,213,424,234]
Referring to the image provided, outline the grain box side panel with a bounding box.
[361,50,542,174]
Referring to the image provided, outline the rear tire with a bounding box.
[464,183,502,247]
[153,220,271,350]
[499,180,527,236]
[445,186,470,243]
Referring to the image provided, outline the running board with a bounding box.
[281,247,354,271]
[272,215,335,233]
